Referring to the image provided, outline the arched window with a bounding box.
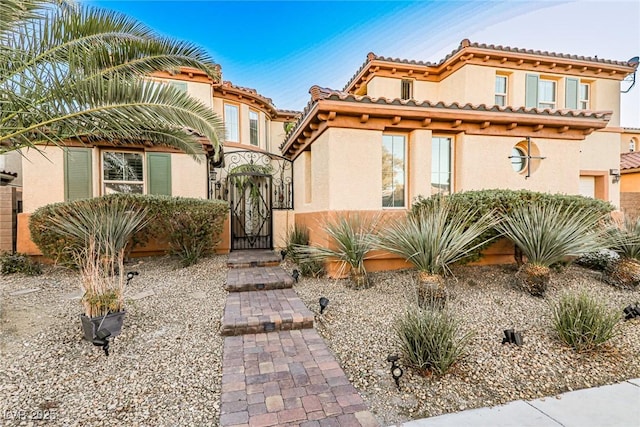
[630,138,637,152]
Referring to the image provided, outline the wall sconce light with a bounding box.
[623,304,640,320]
[610,168,621,184]
[386,354,403,389]
[502,329,523,346]
[319,297,329,314]
[292,269,299,283]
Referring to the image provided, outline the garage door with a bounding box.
[579,176,595,198]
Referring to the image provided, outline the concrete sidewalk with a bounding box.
[396,378,640,427]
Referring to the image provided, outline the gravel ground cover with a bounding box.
[294,263,640,426]
[0,255,227,427]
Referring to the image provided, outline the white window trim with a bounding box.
[101,150,145,195]
[579,82,590,110]
[431,136,453,196]
[382,134,407,209]
[249,110,259,146]
[538,78,557,109]
[224,103,240,143]
[495,75,508,106]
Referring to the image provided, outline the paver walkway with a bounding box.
[220,251,379,427]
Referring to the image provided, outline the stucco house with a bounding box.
[13,39,639,269]
[620,128,640,218]
[282,39,637,270]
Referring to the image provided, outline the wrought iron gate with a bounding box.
[228,172,272,250]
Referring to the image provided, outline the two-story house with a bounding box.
[281,39,637,271]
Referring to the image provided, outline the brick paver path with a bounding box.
[220,251,380,427]
[226,266,295,292]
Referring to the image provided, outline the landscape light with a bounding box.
[126,271,139,285]
[502,329,523,346]
[92,329,111,356]
[319,297,329,314]
[280,250,287,261]
[623,304,640,321]
[386,354,403,389]
[292,269,299,283]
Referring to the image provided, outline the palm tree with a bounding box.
[496,201,606,297]
[0,0,223,156]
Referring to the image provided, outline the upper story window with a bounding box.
[382,134,406,208]
[224,103,239,142]
[249,110,259,146]
[579,83,590,109]
[170,81,188,93]
[495,75,508,106]
[631,138,637,152]
[525,74,557,109]
[103,151,144,194]
[401,80,413,100]
[431,136,452,195]
[538,79,556,109]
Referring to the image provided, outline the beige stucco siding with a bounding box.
[408,129,432,200]
[367,76,401,99]
[592,79,621,127]
[171,153,207,198]
[454,135,580,196]
[580,131,620,206]
[22,147,65,213]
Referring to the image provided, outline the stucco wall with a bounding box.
[366,76,401,99]
[621,173,640,193]
[22,147,65,213]
[580,130,620,206]
[171,153,208,198]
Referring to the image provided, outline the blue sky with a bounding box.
[88,0,639,125]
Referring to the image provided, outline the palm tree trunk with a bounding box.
[517,263,550,297]
[416,271,447,308]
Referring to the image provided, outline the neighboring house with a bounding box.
[0,151,22,252]
[16,67,298,256]
[620,128,640,218]
[281,39,637,271]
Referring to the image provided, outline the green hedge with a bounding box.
[412,189,614,262]
[30,194,228,266]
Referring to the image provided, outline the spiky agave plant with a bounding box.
[496,201,606,297]
[301,213,381,289]
[377,197,497,306]
[603,215,640,289]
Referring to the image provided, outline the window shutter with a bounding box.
[147,153,171,196]
[525,74,539,108]
[565,78,578,109]
[64,148,92,201]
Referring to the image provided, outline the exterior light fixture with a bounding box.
[92,329,111,356]
[126,271,139,285]
[292,269,299,283]
[624,304,640,321]
[610,169,621,184]
[386,354,403,389]
[280,249,287,261]
[502,329,523,346]
[319,297,329,314]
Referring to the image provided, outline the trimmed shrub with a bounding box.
[0,252,42,276]
[394,306,472,376]
[29,194,228,267]
[551,292,619,351]
[412,189,614,262]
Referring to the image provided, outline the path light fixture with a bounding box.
[292,269,299,283]
[502,329,523,346]
[387,354,403,389]
[280,250,287,261]
[623,304,640,320]
[126,271,139,285]
[92,329,111,356]
[319,297,329,314]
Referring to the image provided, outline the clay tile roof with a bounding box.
[621,152,640,170]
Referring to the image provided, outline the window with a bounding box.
[102,151,144,194]
[249,110,259,146]
[538,79,556,109]
[511,146,527,172]
[579,83,590,109]
[401,80,413,100]
[224,104,239,142]
[431,137,451,195]
[170,81,188,93]
[495,75,507,106]
[382,135,405,207]
[631,138,637,152]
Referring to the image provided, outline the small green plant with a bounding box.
[394,306,472,376]
[602,216,640,288]
[302,213,381,289]
[0,252,42,276]
[551,292,619,351]
[285,223,310,263]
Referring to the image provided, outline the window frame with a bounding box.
[381,134,407,208]
[101,149,145,195]
[538,78,556,109]
[495,74,508,106]
[249,110,259,146]
[401,79,413,100]
[579,82,590,110]
[431,136,452,196]
[224,103,240,143]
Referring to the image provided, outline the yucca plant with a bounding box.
[603,215,640,289]
[377,197,496,305]
[551,292,619,351]
[496,201,606,297]
[301,214,381,288]
[47,198,149,317]
[394,306,472,376]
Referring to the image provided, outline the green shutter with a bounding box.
[565,78,578,109]
[64,148,92,201]
[147,153,171,196]
[525,74,539,108]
